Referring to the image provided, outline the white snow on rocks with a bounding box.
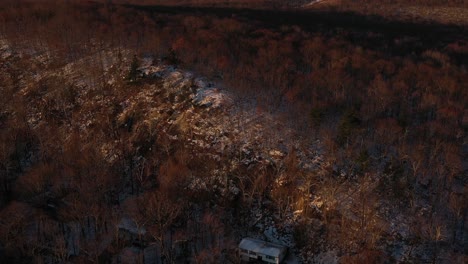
[6,48,326,262]
[0,39,12,59]
[193,87,233,109]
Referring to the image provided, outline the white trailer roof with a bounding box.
[239,237,287,258]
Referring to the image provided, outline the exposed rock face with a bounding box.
[0,46,321,261]
[2,41,464,263]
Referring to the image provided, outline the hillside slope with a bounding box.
[1,36,466,263]
[0,1,466,263]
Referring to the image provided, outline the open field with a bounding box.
[309,0,468,25]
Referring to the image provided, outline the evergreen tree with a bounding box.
[127,55,139,82]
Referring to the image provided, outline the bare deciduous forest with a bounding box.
[0,0,466,263]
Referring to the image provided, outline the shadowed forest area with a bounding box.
[0,0,466,263]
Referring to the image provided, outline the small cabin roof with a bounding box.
[239,237,287,257]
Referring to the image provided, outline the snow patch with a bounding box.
[312,250,339,264]
[0,39,12,59]
[303,0,325,7]
[193,87,233,109]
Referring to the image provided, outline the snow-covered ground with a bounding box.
[3,45,451,263]
[303,0,324,7]
[0,39,12,59]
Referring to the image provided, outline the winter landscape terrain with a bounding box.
[0,1,466,263]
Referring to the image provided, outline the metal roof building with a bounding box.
[239,237,288,263]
